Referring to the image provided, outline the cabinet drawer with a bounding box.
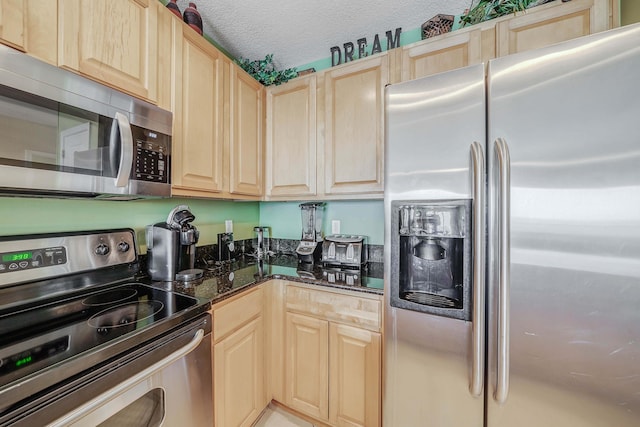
[213,286,264,341]
[285,285,382,332]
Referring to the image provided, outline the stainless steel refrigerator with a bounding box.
[383,23,640,427]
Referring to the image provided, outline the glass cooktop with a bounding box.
[0,283,198,387]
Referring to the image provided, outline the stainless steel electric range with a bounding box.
[0,229,212,426]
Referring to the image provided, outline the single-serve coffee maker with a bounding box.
[296,202,325,263]
[146,205,200,281]
[390,200,471,321]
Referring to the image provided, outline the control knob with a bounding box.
[117,241,130,253]
[95,244,110,256]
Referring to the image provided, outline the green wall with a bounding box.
[621,0,640,25]
[0,197,260,253]
[0,197,385,250]
[259,200,384,245]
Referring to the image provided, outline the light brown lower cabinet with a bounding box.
[212,286,267,427]
[283,284,382,427]
[329,323,381,427]
[211,281,382,427]
[285,312,330,420]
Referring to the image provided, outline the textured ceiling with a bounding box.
[170,0,471,70]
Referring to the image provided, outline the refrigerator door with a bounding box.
[384,64,485,426]
[487,24,640,426]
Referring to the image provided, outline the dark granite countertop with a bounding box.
[144,254,384,305]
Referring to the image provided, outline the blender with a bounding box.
[295,202,325,263]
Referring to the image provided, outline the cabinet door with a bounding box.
[265,75,317,198]
[285,312,329,420]
[214,317,265,427]
[496,0,611,57]
[172,27,224,194]
[324,54,387,196]
[0,0,24,51]
[0,0,56,64]
[401,28,482,81]
[58,0,158,102]
[155,0,176,112]
[329,323,381,427]
[230,67,263,196]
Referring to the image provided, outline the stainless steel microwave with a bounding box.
[0,44,172,199]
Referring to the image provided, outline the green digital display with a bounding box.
[15,355,32,367]
[2,251,32,262]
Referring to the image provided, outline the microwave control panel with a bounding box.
[132,125,170,184]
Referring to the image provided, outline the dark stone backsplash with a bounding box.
[194,238,384,265]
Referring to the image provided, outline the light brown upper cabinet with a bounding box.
[496,0,613,56]
[171,25,225,197]
[322,53,387,197]
[265,75,317,198]
[401,27,484,81]
[0,0,24,51]
[230,67,264,197]
[0,0,57,65]
[397,0,615,82]
[58,0,158,103]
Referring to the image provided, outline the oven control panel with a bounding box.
[0,247,67,274]
[0,336,69,375]
[0,229,137,287]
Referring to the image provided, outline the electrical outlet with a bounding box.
[225,220,233,233]
[331,220,341,234]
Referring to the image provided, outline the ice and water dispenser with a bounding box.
[390,200,472,321]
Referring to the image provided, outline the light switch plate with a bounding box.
[225,220,233,233]
[331,220,340,234]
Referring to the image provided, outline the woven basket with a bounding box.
[421,14,455,39]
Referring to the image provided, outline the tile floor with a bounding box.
[253,403,315,427]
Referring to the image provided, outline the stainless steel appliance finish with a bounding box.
[146,205,200,281]
[218,232,235,262]
[253,226,271,259]
[384,23,640,427]
[296,202,326,263]
[384,63,485,427]
[43,319,212,427]
[0,229,211,426]
[321,234,368,267]
[0,44,172,198]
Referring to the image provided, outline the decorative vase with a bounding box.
[165,0,182,19]
[183,2,203,36]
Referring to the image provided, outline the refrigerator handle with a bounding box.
[470,141,485,398]
[494,138,511,404]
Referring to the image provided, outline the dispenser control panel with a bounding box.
[390,199,472,321]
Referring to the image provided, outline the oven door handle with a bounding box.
[46,328,205,427]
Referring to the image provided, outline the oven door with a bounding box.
[3,315,212,427]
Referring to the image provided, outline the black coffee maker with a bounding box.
[146,205,200,281]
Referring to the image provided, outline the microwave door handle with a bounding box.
[110,112,134,188]
[470,141,486,398]
[494,137,511,404]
